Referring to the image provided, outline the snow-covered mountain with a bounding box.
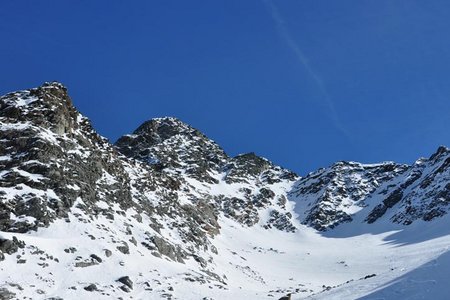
[1,82,450,299]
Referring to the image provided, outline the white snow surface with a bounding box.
[2,209,450,299]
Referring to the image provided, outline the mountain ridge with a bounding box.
[1,82,450,299]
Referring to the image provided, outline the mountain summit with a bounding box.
[115,117,229,183]
[1,83,450,299]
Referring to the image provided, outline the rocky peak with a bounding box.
[225,153,275,184]
[134,117,196,142]
[1,82,82,136]
[367,145,450,225]
[115,117,228,183]
[0,82,136,232]
[213,151,297,186]
[429,145,450,161]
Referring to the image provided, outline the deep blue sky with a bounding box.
[1,1,450,175]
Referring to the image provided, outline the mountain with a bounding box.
[291,146,450,231]
[1,82,450,300]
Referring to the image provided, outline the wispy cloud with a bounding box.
[263,0,351,138]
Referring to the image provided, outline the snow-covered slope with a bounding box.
[1,82,450,300]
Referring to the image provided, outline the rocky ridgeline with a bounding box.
[291,161,408,230]
[1,82,450,299]
[1,82,450,239]
[115,116,299,230]
[0,82,300,271]
[291,147,450,231]
[367,146,450,225]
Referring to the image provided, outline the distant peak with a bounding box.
[333,161,360,167]
[1,81,72,109]
[133,117,194,138]
[138,116,189,128]
[151,116,183,123]
[235,152,258,158]
[332,160,397,169]
[436,145,449,153]
[27,81,73,108]
[429,145,450,160]
[0,82,96,137]
[115,116,220,160]
[232,152,271,166]
[41,81,67,90]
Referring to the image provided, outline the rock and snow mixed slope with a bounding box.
[1,82,450,300]
[292,146,450,231]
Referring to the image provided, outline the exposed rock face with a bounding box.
[0,288,15,300]
[115,117,228,183]
[370,146,450,225]
[0,236,24,259]
[151,235,186,263]
[265,210,296,232]
[225,153,272,184]
[84,284,97,292]
[115,116,299,231]
[291,161,408,230]
[0,82,137,233]
[117,276,133,289]
[291,147,450,230]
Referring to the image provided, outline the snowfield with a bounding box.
[2,207,450,299]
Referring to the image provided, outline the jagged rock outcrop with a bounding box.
[115,117,228,183]
[291,147,450,231]
[0,236,25,260]
[291,161,408,230]
[0,82,123,232]
[367,146,450,225]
